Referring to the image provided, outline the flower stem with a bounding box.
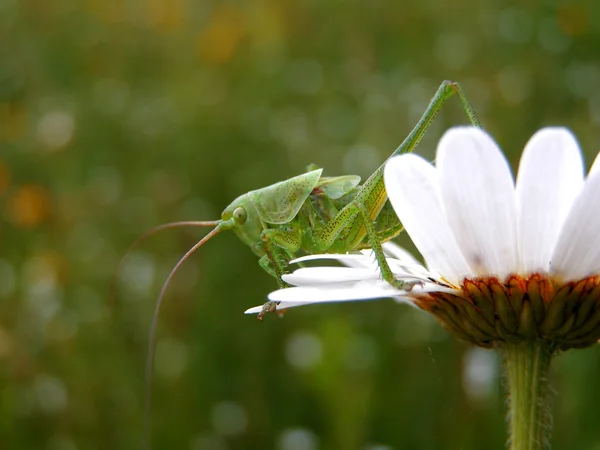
[502,340,555,450]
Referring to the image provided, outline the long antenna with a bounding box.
[143,225,222,450]
[110,221,221,312]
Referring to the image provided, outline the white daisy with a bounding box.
[246,127,600,350]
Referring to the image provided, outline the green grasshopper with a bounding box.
[126,80,480,447]
[142,81,479,315]
[128,79,482,333]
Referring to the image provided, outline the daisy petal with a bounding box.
[291,254,374,265]
[267,279,446,305]
[437,127,518,278]
[245,301,311,314]
[290,251,430,278]
[283,267,379,285]
[516,128,584,273]
[384,153,471,285]
[269,282,403,303]
[337,257,378,269]
[381,242,421,265]
[291,253,379,269]
[244,295,418,314]
[551,170,600,280]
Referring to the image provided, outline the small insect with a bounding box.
[120,80,481,448]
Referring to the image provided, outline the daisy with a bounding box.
[246,126,600,450]
[246,126,600,351]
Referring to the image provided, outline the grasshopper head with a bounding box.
[220,193,264,254]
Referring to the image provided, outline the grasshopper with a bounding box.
[133,80,479,319]
[124,80,480,447]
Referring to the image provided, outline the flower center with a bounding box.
[412,274,600,349]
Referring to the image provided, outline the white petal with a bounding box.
[437,127,518,278]
[269,279,448,303]
[293,250,424,273]
[244,279,458,314]
[386,261,434,279]
[291,253,379,270]
[358,248,432,277]
[283,267,379,285]
[381,242,421,265]
[422,258,443,281]
[341,255,378,269]
[269,282,403,303]
[290,253,377,268]
[245,301,311,314]
[245,296,418,314]
[384,153,472,284]
[291,254,371,265]
[516,128,584,273]
[289,251,432,279]
[551,170,600,280]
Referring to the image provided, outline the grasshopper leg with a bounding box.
[257,226,302,320]
[386,80,481,161]
[448,81,481,128]
[258,255,278,279]
[260,226,302,286]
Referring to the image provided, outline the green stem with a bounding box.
[502,340,555,450]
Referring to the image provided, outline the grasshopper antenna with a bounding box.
[143,224,223,450]
[110,221,221,312]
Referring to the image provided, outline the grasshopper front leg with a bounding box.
[258,255,278,279]
[258,225,302,320]
[260,226,302,287]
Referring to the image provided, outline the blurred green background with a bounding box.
[2,1,600,449]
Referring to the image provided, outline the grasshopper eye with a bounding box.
[233,207,247,225]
